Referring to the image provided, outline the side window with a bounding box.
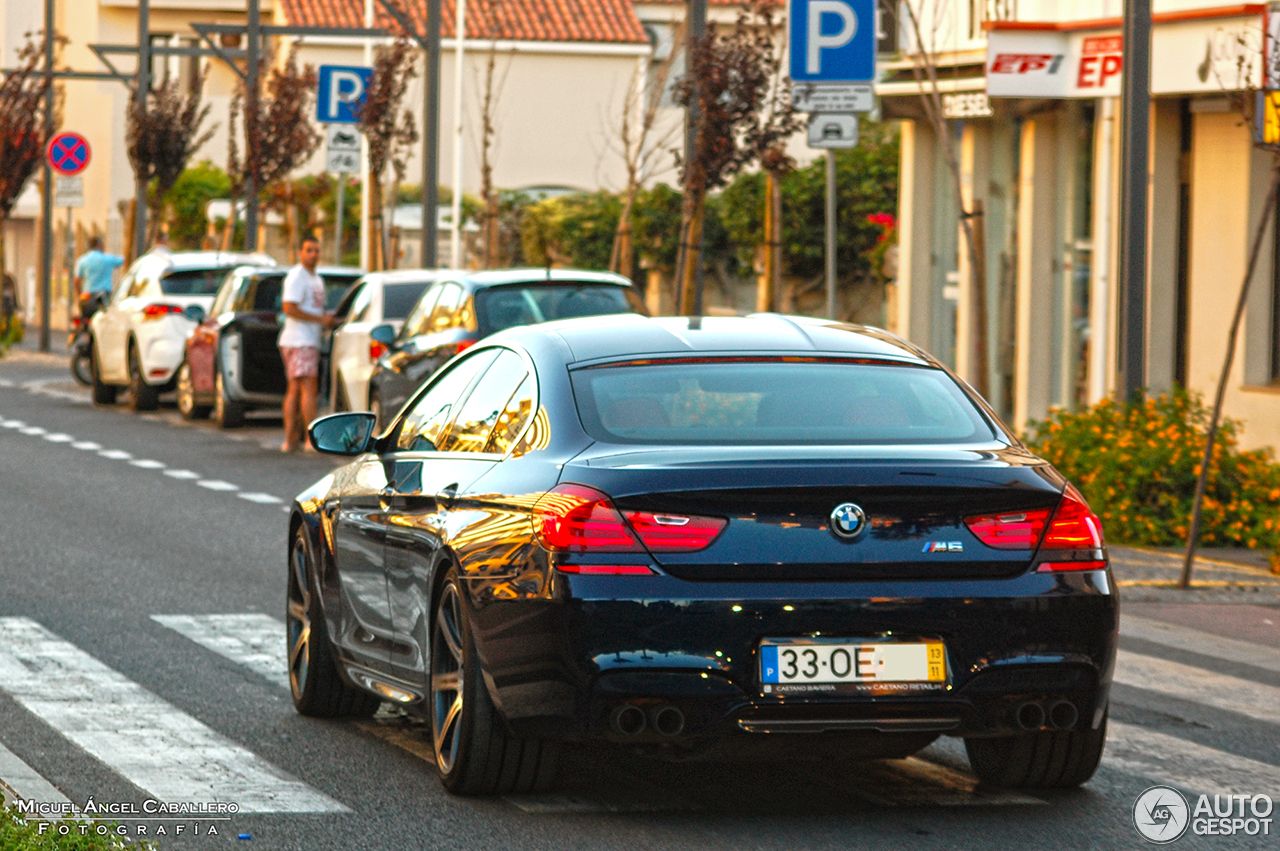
[485,374,535,455]
[401,286,442,340]
[232,277,256,313]
[345,284,372,323]
[395,349,500,452]
[253,276,284,311]
[113,269,137,304]
[428,283,463,334]
[438,350,530,454]
[209,275,237,316]
[128,273,151,298]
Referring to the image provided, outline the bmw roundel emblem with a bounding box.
[829,502,867,540]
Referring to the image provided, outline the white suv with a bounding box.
[90,250,274,410]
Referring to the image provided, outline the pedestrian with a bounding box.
[278,235,335,452]
[73,236,124,300]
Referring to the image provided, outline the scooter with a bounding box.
[69,292,106,386]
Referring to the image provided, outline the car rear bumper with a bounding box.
[468,568,1117,747]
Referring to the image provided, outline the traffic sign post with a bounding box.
[787,0,876,319]
[325,125,361,264]
[46,133,91,323]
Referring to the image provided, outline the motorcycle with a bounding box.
[69,292,107,386]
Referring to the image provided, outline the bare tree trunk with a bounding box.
[610,189,637,280]
[676,190,705,315]
[757,168,782,312]
[1180,160,1280,588]
[124,199,137,263]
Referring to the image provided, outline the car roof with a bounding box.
[227,264,364,278]
[358,269,447,286]
[448,268,634,290]
[159,251,276,271]
[494,314,933,366]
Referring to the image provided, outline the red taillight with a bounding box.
[965,508,1052,549]
[1041,485,1105,550]
[623,511,726,553]
[533,484,644,553]
[142,303,182,320]
[369,340,387,361]
[555,564,655,575]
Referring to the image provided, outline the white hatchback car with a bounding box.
[90,250,274,410]
[329,270,440,412]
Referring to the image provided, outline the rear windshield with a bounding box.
[160,267,239,295]
[570,360,996,445]
[384,282,431,319]
[475,284,643,335]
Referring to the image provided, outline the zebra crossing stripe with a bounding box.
[151,615,288,689]
[0,740,74,811]
[1114,650,1280,727]
[1108,720,1280,795]
[1122,614,1280,675]
[0,618,347,813]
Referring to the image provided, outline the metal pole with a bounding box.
[1118,0,1150,399]
[826,149,837,320]
[65,207,74,310]
[244,0,260,251]
[39,0,54,352]
[334,175,345,264]
[134,0,150,258]
[685,0,706,311]
[421,0,441,268]
[450,0,466,268]
[361,0,373,269]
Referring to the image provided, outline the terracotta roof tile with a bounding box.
[281,0,648,43]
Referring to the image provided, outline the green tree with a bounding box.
[166,161,231,249]
[521,191,621,270]
[630,183,683,274]
[721,122,899,282]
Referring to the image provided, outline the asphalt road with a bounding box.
[2,350,1279,850]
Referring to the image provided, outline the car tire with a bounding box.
[90,341,118,406]
[965,711,1107,789]
[212,371,246,429]
[430,565,559,796]
[176,360,211,420]
[127,341,159,412]
[287,526,381,719]
[71,348,93,386]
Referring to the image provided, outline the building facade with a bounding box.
[881,0,1280,452]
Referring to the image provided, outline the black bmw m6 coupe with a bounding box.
[287,313,1117,797]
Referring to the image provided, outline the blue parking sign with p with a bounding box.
[788,0,876,82]
[317,65,373,124]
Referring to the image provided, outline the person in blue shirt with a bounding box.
[73,237,124,298]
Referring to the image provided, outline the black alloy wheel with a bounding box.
[71,347,93,386]
[127,341,159,411]
[212,370,246,429]
[430,566,558,796]
[90,340,117,405]
[176,360,211,420]
[287,526,380,718]
[964,711,1108,788]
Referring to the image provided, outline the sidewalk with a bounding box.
[1110,544,1280,604]
[2,325,71,369]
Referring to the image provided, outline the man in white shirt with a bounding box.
[278,236,335,451]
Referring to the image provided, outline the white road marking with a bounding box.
[19,426,46,435]
[0,740,74,811]
[152,615,288,689]
[1115,650,1280,727]
[0,420,22,429]
[0,618,346,813]
[164,469,201,480]
[0,378,13,388]
[1123,614,1280,675]
[97,449,132,460]
[1108,721,1280,795]
[129,459,166,469]
[237,492,282,505]
[196,480,239,492]
[42,433,73,443]
[71,441,101,451]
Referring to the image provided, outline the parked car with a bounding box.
[329,270,441,414]
[366,269,644,427]
[89,251,274,410]
[289,313,1116,797]
[177,265,363,427]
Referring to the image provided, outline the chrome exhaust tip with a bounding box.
[651,705,685,737]
[1048,700,1078,730]
[1015,700,1046,731]
[611,704,647,736]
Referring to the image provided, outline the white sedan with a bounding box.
[90,250,274,410]
[329,270,439,412]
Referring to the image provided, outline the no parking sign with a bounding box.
[46,132,91,176]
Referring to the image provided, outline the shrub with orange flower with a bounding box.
[1025,391,1280,554]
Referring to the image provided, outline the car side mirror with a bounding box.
[370,323,396,348]
[308,412,378,456]
[183,304,206,323]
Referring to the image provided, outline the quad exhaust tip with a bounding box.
[651,705,685,737]
[1014,700,1078,731]
[1014,701,1046,731]
[611,704,647,736]
[611,704,686,737]
[1048,699,1078,730]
